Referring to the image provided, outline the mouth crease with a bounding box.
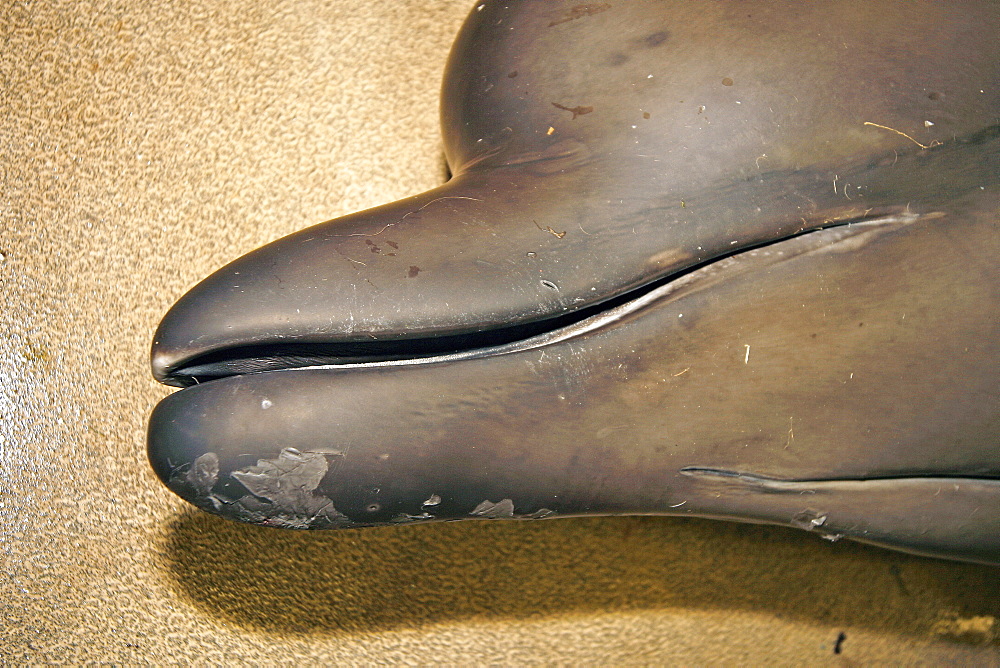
[163,212,918,388]
[681,466,1000,484]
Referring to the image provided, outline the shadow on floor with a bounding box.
[162,509,999,641]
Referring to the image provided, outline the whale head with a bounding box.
[149,1,1000,564]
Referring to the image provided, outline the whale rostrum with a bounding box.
[149,0,1000,565]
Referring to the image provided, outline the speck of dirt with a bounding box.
[552,102,594,119]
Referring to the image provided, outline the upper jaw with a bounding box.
[150,145,936,389]
[152,204,916,389]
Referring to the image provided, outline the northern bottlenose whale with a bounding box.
[148,0,1000,565]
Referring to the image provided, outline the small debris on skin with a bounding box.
[552,102,594,119]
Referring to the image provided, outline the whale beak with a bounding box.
[149,0,1000,565]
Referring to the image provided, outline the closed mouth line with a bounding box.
[681,467,1000,486]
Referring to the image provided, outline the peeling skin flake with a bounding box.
[791,509,842,542]
[469,499,557,519]
[392,512,435,523]
[168,452,221,509]
[470,498,516,518]
[170,448,348,529]
[231,447,327,500]
[188,452,219,496]
[527,508,555,519]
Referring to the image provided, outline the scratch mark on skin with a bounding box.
[548,3,611,27]
[785,417,794,449]
[668,500,687,508]
[672,367,690,377]
[334,197,484,238]
[332,245,367,267]
[744,344,750,364]
[552,102,594,119]
[863,121,941,150]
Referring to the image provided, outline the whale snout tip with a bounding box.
[150,296,225,387]
[150,352,171,385]
[150,337,187,387]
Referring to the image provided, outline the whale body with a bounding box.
[149,0,1000,565]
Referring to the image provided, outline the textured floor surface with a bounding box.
[2,0,998,663]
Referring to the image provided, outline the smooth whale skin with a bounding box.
[149,0,1000,565]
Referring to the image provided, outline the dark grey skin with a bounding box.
[148,0,1000,564]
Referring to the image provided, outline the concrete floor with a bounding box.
[2,0,998,663]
